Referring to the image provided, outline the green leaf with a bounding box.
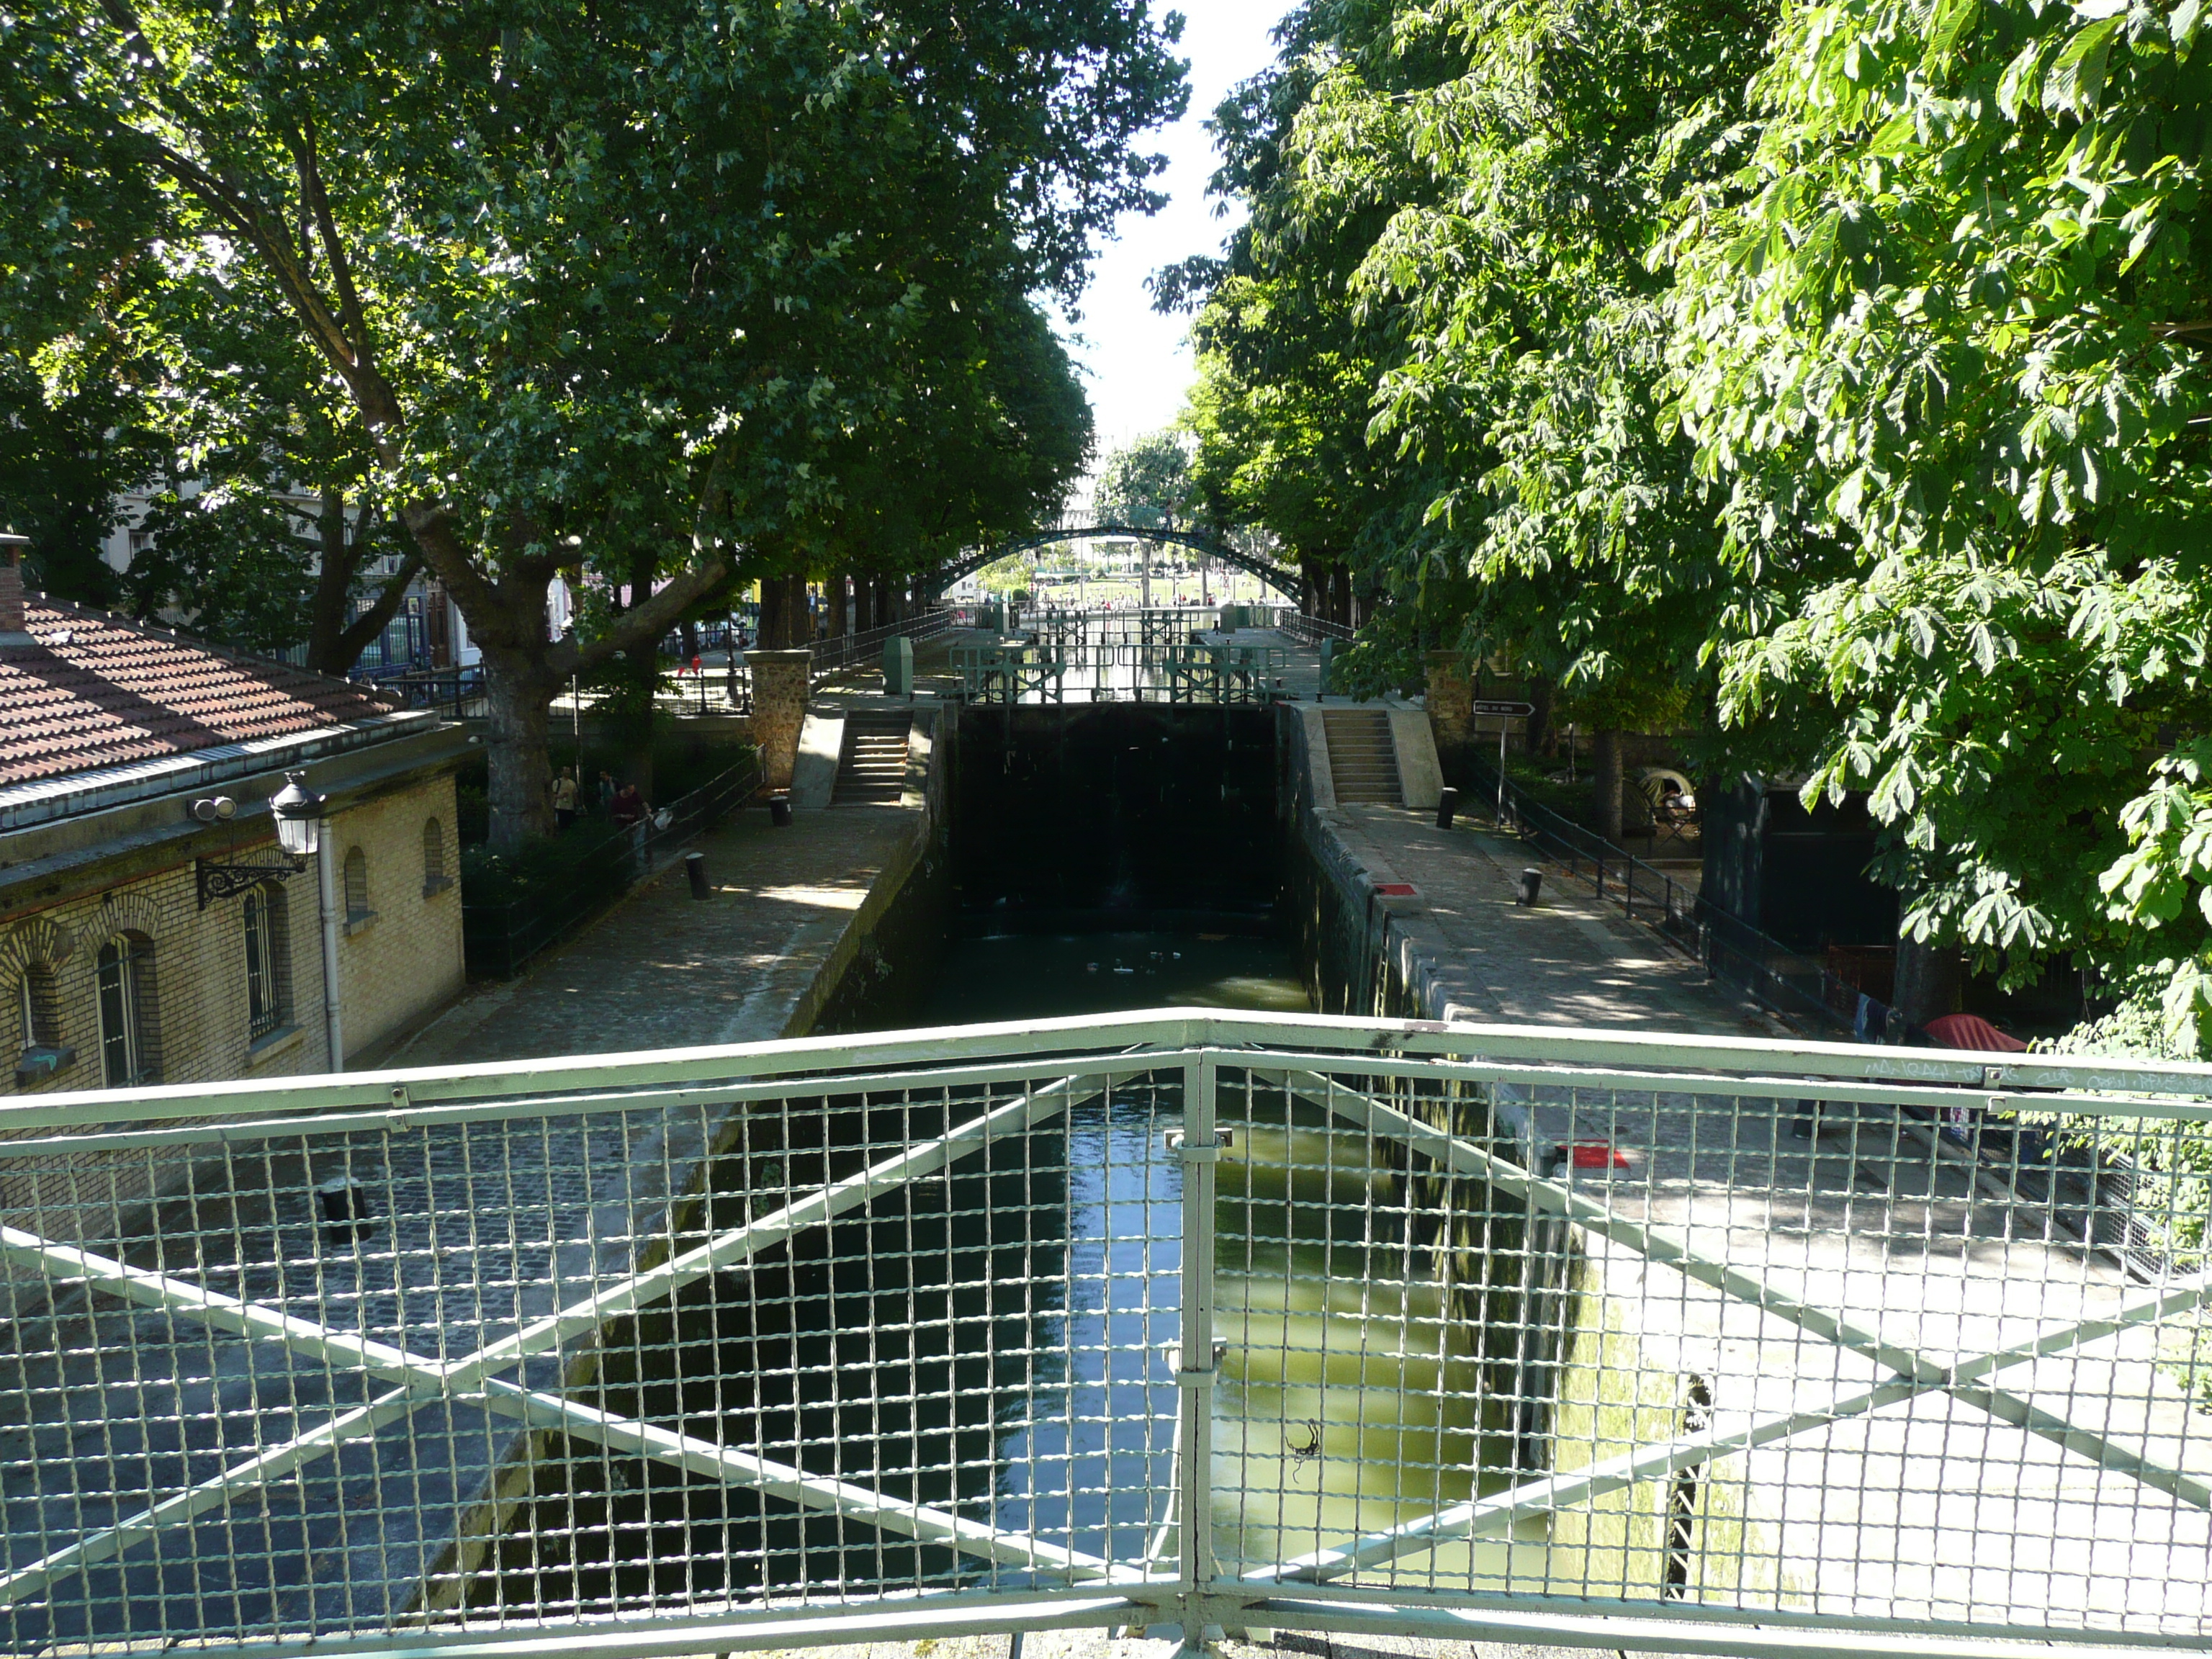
[2175,0,2204,59]
[1927,0,1982,60]
[2046,14,2126,114]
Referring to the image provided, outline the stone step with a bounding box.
[834,712,914,804]
[1321,709,1402,806]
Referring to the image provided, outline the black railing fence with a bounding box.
[1278,609,1357,645]
[1465,753,1902,1043]
[809,608,954,678]
[460,752,760,978]
[356,664,488,719]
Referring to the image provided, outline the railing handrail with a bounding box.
[1465,752,1905,1042]
[459,750,760,974]
[6,1006,2208,1659]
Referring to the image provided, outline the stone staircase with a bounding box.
[1321,708,1403,806]
[832,709,913,804]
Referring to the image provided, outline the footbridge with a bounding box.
[931,521,1300,600]
[4,1012,2211,1658]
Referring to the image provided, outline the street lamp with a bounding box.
[270,770,325,857]
[271,770,344,1070]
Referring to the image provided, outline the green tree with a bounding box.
[4,0,1184,848]
[1663,0,2212,1040]
[1095,429,1194,529]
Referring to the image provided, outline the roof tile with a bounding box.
[0,598,397,788]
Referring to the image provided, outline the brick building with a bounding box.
[0,550,471,1093]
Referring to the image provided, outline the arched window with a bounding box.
[343,846,370,925]
[243,882,291,1041]
[421,818,450,895]
[16,963,58,1051]
[96,933,155,1088]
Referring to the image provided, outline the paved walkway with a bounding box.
[385,801,926,1066]
[1318,802,1781,1038]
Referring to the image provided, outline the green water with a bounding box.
[907,928,1508,1586]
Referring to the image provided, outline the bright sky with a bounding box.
[1061,4,1290,476]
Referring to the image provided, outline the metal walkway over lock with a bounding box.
[5,1012,2212,1658]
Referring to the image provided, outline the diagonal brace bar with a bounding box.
[0,1077,1092,1606]
[1273,1072,2212,1578]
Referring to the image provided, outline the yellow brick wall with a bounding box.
[330,772,466,1061]
[0,845,333,1094]
[1,772,464,1094]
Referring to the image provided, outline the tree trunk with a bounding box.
[613,548,659,801]
[827,572,849,638]
[1526,680,1555,756]
[853,577,875,633]
[482,648,558,852]
[1593,727,1625,844]
[1893,932,1964,1030]
[1330,565,1352,627]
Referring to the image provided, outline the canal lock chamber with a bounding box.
[444,701,1581,1615]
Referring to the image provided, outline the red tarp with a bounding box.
[1920,1012,2029,1053]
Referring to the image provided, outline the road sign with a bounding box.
[1470,699,1534,716]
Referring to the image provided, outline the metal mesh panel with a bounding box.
[1225,1052,2212,1647]
[0,1059,1182,1653]
[4,1017,2212,1657]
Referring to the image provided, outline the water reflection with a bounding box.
[489,944,1504,1604]
[1214,1106,1498,1581]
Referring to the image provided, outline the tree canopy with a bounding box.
[4,0,1184,845]
[1094,429,1195,529]
[1172,0,2212,1050]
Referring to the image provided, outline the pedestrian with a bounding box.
[596,770,616,815]
[611,781,649,869]
[551,768,580,832]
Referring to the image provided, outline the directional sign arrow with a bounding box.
[1470,700,1534,717]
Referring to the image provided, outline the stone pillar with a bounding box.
[748,649,811,794]
[1426,652,1473,777]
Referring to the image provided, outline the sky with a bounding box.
[1060,4,1290,476]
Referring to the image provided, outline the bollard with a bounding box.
[685,851,711,899]
[769,795,793,828]
[1436,786,1459,830]
[1517,868,1542,906]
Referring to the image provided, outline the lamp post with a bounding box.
[271,770,343,1071]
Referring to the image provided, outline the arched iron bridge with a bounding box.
[929,522,1299,600]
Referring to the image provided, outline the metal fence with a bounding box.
[459,752,760,977]
[4,1010,2211,1658]
[1467,755,1905,1043]
[1277,610,1357,646]
[809,609,954,679]
[354,665,489,720]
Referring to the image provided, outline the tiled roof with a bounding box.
[0,597,397,788]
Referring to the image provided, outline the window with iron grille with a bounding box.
[96,934,153,1087]
[243,883,289,1041]
[343,846,370,923]
[421,817,449,894]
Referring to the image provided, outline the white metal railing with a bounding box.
[4,1011,2211,1658]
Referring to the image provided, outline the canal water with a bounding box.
[475,711,1506,1612]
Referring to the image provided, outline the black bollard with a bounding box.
[1436,786,1459,830]
[769,795,793,828]
[1517,868,1543,906]
[685,851,711,899]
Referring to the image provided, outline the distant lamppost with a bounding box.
[272,770,344,1071]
